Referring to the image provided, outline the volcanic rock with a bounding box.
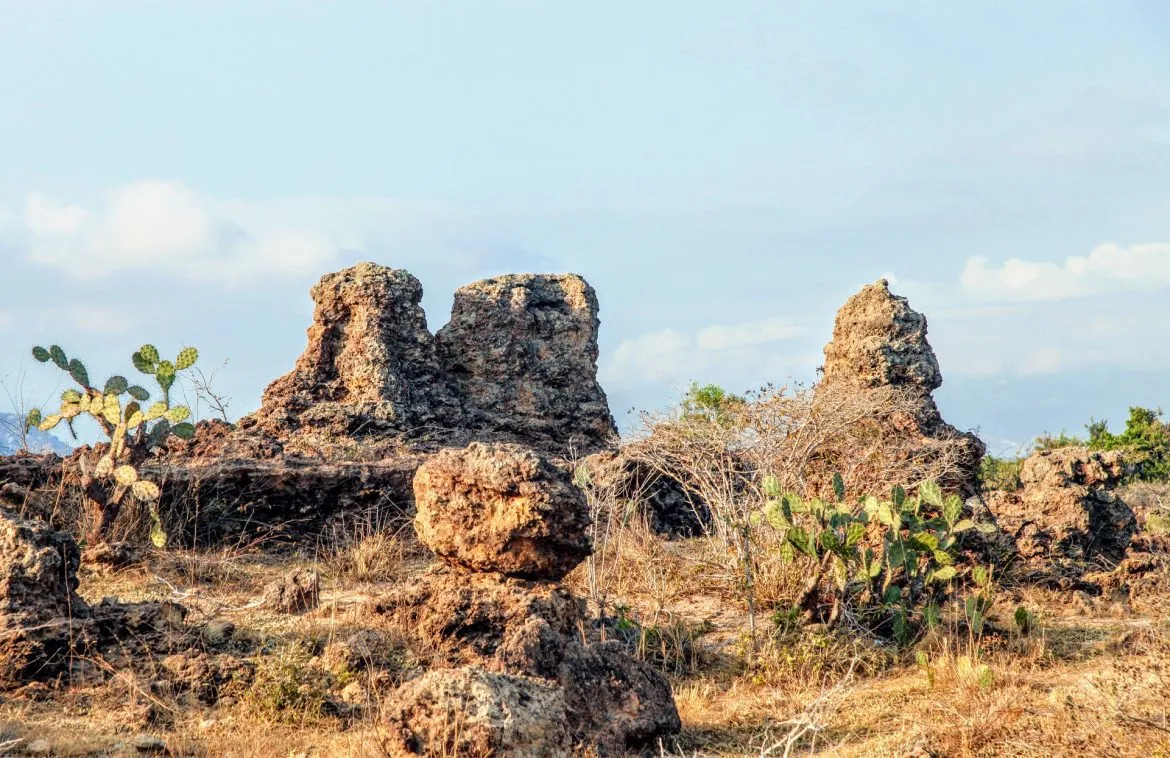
[255,262,461,444]
[986,447,1137,576]
[412,443,591,580]
[383,666,571,758]
[581,447,710,537]
[262,569,321,613]
[818,279,986,496]
[435,273,617,456]
[369,568,584,679]
[0,509,91,686]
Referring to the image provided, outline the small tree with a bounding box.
[26,343,199,542]
[1088,407,1170,482]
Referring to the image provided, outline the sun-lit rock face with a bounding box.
[250,263,616,457]
[818,278,986,496]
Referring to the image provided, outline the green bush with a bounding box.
[978,455,1024,492]
[1087,407,1170,483]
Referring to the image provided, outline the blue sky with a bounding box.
[1,1,1168,454]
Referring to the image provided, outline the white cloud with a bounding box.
[603,317,807,385]
[0,312,11,331]
[10,181,462,287]
[961,242,1170,301]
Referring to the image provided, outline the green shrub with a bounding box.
[978,454,1024,492]
[1087,407,1170,483]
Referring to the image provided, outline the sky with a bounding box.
[0,1,1168,455]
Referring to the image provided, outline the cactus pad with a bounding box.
[175,347,199,370]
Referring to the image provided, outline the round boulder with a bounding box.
[413,442,590,579]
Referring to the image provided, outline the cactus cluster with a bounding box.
[755,474,997,644]
[26,343,201,543]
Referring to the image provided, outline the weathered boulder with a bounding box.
[581,448,710,538]
[382,667,571,758]
[370,569,680,753]
[413,443,591,580]
[818,279,986,496]
[436,274,617,456]
[369,569,584,680]
[986,447,1137,576]
[240,264,617,459]
[255,262,461,445]
[0,509,90,686]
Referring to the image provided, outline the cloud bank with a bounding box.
[961,242,1170,302]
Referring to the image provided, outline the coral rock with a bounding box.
[436,273,617,456]
[413,443,591,579]
[256,262,460,443]
[262,569,321,613]
[383,666,571,758]
[986,447,1136,574]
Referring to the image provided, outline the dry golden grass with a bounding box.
[0,519,1167,757]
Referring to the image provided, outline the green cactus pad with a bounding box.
[139,344,160,364]
[132,479,161,502]
[132,351,156,374]
[62,389,82,404]
[32,346,50,363]
[164,405,191,424]
[50,345,68,370]
[68,359,90,388]
[127,385,151,402]
[25,409,43,429]
[104,375,129,395]
[170,422,196,440]
[175,347,199,370]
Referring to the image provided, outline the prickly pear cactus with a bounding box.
[27,342,202,541]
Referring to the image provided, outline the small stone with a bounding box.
[130,733,166,753]
[261,569,320,613]
[340,681,367,705]
[201,618,235,646]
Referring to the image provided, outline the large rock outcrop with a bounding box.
[255,263,461,443]
[249,264,616,458]
[817,279,986,496]
[372,442,680,755]
[436,274,617,456]
[986,447,1137,577]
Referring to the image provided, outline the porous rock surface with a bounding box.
[252,263,616,458]
[372,441,680,755]
[413,442,591,579]
[0,509,89,685]
[382,666,571,758]
[255,263,461,441]
[435,273,617,456]
[986,447,1137,575]
[818,279,986,496]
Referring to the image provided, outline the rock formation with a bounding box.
[435,274,617,456]
[413,443,591,579]
[986,447,1137,577]
[256,263,460,442]
[818,279,986,496]
[0,509,89,686]
[384,667,572,757]
[248,263,616,458]
[372,442,680,755]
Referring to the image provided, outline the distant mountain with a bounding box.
[0,412,74,456]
